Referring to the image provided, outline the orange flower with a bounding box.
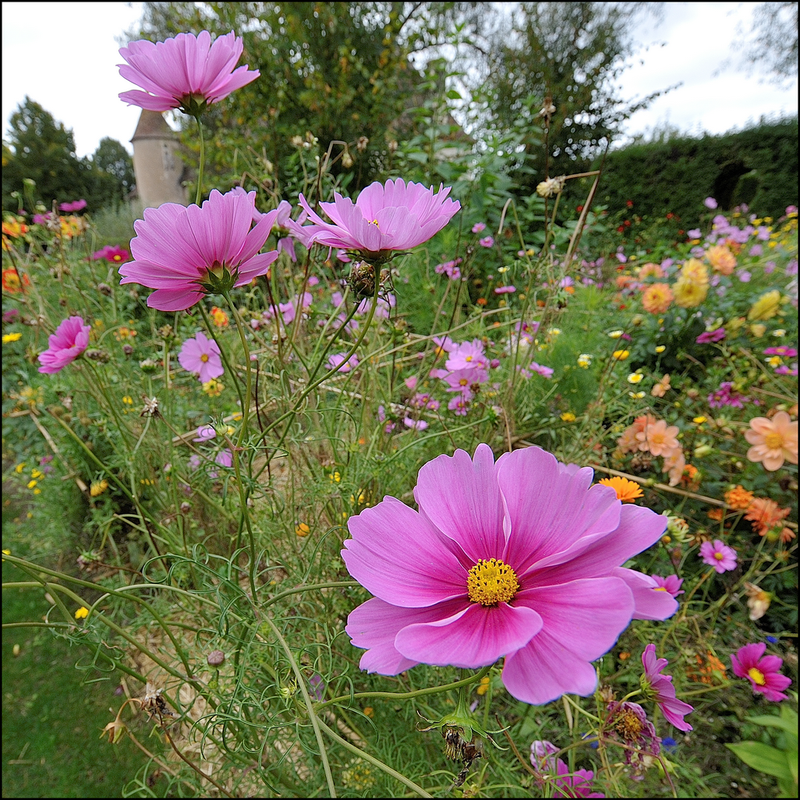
[662,447,686,487]
[617,414,658,453]
[598,476,643,502]
[687,651,727,685]
[744,411,798,471]
[641,282,674,314]
[705,244,736,275]
[724,485,754,511]
[779,527,796,543]
[637,262,665,279]
[680,463,701,490]
[707,507,724,522]
[636,418,680,456]
[744,497,791,536]
[651,374,671,398]
[2,268,30,293]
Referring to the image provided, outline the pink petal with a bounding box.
[613,568,678,621]
[342,497,467,607]
[395,601,542,669]
[414,444,505,563]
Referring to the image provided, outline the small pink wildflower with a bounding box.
[37,316,91,374]
[479,236,494,248]
[178,331,224,383]
[699,539,737,573]
[641,644,694,731]
[731,643,792,702]
[494,285,517,294]
[327,352,359,373]
[651,574,684,597]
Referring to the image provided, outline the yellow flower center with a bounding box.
[467,558,519,606]
[748,667,766,686]
[654,586,667,592]
[764,431,783,450]
[200,354,209,363]
[714,551,724,560]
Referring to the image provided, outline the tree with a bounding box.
[475,3,671,185]
[2,97,92,211]
[92,138,135,199]
[125,2,487,195]
[732,2,798,85]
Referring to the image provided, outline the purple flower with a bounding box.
[37,316,91,374]
[641,644,694,731]
[687,228,701,239]
[699,539,737,573]
[92,244,130,264]
[403,416,429,431]
[494,285,516,294]
[704,197,718,209]
[193,425,217,442]
[479,236,495,248]
[764,346,798,357]
[119,188,280,311]
[118,31,260,113]
[296,179,460,259]
[707,382,749,409]
[695,328,726,344]
[434,258,462,280]
[530,741,605,798]
[737,270,752,282]
[731,643,792,702]
[605,701,661,769]
[651,574,684,597]
[59,199,87,213]
[278,292,312,324]
[471,222,487,233]
[215,448,233,468]
[327,352,359,373]
[445,339,487,372]
[341,444,675,705]
[178,331,224,383]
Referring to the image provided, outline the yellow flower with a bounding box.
[577,353,592,368]
[202,378,224,397]
[705,244,736,275]
[767,356,783,367]
[363,706,375,718]
[598,476,643,502]
[673,279,708,308]
[210,306,230,327]
[14,462,26,474]
[74,607,89,620]
[330,471,341,483]
[608,330,625,339]
[122,396,133,405]
[27,480,37,489]
[680,258,709,286]
[476,675,491,696]
[612,349,630,361]
[655,345,666,353]
[627,372,644,384]
[2,332,22,343]
[90,479,109,497]
[629,391,645,399]
[749,323,767,338]
[748,290,782,321]
[693,416,707,424]
[295,522,310,537]
[560,412,577,422]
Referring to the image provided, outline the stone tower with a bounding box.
[130,110,187,209]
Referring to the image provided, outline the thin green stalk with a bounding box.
[260,615,337,798]
[194,115,205,206]
[198,301,246,413]
[315,716,433,799]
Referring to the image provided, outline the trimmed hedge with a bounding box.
[590,117,798,221]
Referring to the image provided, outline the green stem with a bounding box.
[198,302,245,413]
[194,115,205,206]
[316,665,491,711]
[315,716,433,799]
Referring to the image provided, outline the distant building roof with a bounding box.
[131,110,178,142]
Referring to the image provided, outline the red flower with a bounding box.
[2,268,30,294]
[626,200,634,208]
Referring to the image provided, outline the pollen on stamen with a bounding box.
[467,558,519,606]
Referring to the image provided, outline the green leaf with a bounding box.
[446,89,462,100]
[747,714,799,738]
[726,741,793,781]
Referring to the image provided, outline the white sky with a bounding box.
[2,1,797,159]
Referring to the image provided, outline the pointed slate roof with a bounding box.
[131,110,178,142]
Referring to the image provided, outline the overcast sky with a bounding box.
[2,2,797,159]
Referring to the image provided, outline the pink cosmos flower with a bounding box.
[119,188,280,311]
[92,245,130,264]
[472,222,487,233]
[59,199,87,212]
[295,178,460,260]
[695,328,726,344]
[731,643,792,702]
[193,425,217,442]
[530,742,605,798]
[699,539,737,573]
[651,574,684,597]
[327,352,359,373]
[37,316,91,374]
[641,644,694,731]
[215,449,233,468]
[495,285,517,294]
[342,444,676,705]
[446,339,487,372]
[479,236,495,248]
[178,331,224,383]
[118,31,260,113]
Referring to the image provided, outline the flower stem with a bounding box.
[194,115,205,206]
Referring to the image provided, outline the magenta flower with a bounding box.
[479,236,495,248]
[215,448,233,468]
[178,331,223,383]
[704,197,718,210]
[446,339,488,372]
[699,539,737,573]
[118,31,260,113]
[494,285,517,294]
[651,574,684,597]
[92,244,130,264]
[59,199,87,213]
[764,346,798,357]
[641,644,694,731]
[193,424,217,442]
[119,188,280,311]
[472,222,487,233]
[695,328,726,344]
[342,444,676,705]
[530,741,604,798]
[327,352,359,373]
[37,316,91,374]
[295,178,460,261]
[731,643,792,702]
